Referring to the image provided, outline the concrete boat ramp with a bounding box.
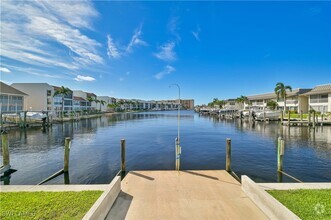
[106,170,267,219]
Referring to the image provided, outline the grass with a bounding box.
[268,189,331,220]
[0,191,103,220]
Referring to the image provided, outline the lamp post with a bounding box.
[169,84,181,170]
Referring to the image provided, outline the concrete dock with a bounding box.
[107,170,267,219]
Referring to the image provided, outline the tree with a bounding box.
[98,100,106,112]
[53,86,71,117]
[236,95,248,104]
[274,82,292,112]
[208,98,225,108]
[267,100,278,110]
[87,97,96,112]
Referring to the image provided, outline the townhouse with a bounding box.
[304,84,331,113]
[0,82,27,112]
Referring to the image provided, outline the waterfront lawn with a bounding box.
[0,191,102,220]
[268,189,331,220]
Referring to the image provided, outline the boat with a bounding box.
[255,110,282,121]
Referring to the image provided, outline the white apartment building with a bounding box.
[98,96,116,112]
[304,84,331,113]
[11,83,54,111]
[245,88,311,113]
[0,82,27,112]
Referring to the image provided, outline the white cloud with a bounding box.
[107,35,121,59]
[126,25,147,53]
[0,67,11,73]
[154,42,176,62]
[168,16,181,42]
[154,65,175,80]
[0,0,102,77]
[74,75,96,82]
[192,26,201,41]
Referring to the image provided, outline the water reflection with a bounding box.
[1,111,330,185]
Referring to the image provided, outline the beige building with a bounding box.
[180,99,194,110]
[0,82,27,112]
[245,88,311,113]
[11,83,54,111]
[304,84,331,113]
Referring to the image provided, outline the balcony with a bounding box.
[286,100,298,105]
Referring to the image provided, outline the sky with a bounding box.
[0,1,330,105]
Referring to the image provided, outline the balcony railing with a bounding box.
[286,100,298,105]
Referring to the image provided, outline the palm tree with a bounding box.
[98,100,106,112]
[87,97,98,113]
[274,82,292,112]
[53,86,71,117]
[236,95,248,104]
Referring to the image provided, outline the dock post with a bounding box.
[175,138,180,171]
[312,111,316,128]
[23,111,27,128]
[321,114,324,126]
[277,137,284,171]
[0,112,2,127]
[300,110,303,125]
[280,111,283,124]
[287,111,290,127]
[64,137,71,172]
[226,138,231,172]
[121,139,126,173]
[308,111,311,126]
[1,131,10,166]
[46,111,50,127]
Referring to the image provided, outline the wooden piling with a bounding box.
[280,111,283,123]
[277,137,284,171]
[1,131,10,166]
[300,110,303,124]
[312,111,316,128]
[64,137,71,172]
[0,112,2,127]
[321,114,324,126]
[175,138,181,171]
[23,111,27,128]
[287,111,290,127]
[308,111,311,126]
[121,139,126,173]
[226,138,231,172]
[46,112,50,127]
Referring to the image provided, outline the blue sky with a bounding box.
[0,1,330,104]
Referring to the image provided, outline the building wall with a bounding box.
[309,93,329,113]
[329,93,331,112]
[180,99,194,110]
[0,94,24,112]
[298,96,309,113]
[11,83,53,111]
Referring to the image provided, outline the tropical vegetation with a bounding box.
[274,82,292,112]
[208,98,225,108]
[53,86,71,117]
[267,100,278,110]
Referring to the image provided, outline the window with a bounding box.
[310,94,328,103]
[47,90,52,96]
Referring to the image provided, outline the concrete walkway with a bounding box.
[107,170,267,219]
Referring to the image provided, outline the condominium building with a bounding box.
[98,96,116,112]
[11,83,54,111]
[180,99,195,110]
[245,88,311,113]
[0,82,27,112]
[304,84,331,113]
[53,86,73,111]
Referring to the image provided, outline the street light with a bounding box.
[169,83,181,170]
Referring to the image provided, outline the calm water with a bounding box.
[1,110,330,185]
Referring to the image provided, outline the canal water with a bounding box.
[1,111,330,185]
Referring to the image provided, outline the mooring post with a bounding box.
[308,111,311,126]
[280,111,283,124]
[0,112,2,127]
[46,111,50,127]
[312,111,316,128]
[300,110,303,124]
[121,139,126,173]
[287,111,290,127]
[1,131,10,166]
[175,137,180,171]
[64,137,71,172]
[226,138,231,172]
[277,137,284,171]
[23,111,27,128]
[321,114,324,126]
